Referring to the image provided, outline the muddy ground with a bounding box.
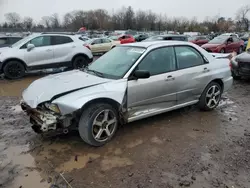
[0,71,250,188]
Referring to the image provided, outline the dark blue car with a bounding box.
[0,36,23,48]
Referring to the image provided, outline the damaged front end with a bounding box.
[21,102,75,135]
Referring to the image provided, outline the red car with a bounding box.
[110,34,135,44]
[201,35,244,54]
[188,36,209,46]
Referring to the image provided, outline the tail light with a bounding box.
[229,61,233,70]
[84,44,90,50]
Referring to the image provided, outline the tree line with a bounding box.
[1,5,250,33]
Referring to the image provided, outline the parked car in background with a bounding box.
[0,33,93,79]
[134,34,149,42]
[84,38,120,54]
[109,34,135,44]
[21,41,232,146]
[221,33,239,38]
[231,49,250,79]
[143,34,188,42]
[0,36,23,48]
[188,36,209,46]
[201,35,244,54]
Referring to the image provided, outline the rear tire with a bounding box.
[198,82,222,111]
[78,103,119,147]
[72,56,88,69]
[3,60,25,79]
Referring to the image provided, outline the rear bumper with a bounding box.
[223,76,233,92]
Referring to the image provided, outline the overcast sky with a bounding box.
[0,0,249,23]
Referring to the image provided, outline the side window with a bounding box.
[175,46,204,69]
[137,47,176,76]
[227,37,233,43]
[52,36,73,45]
[0,38,7,45]
[102,38,111,43]
[27,36,51,48]
[125,35,130,39]
[233,37,239,42]
[93,39,102,44]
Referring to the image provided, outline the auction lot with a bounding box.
[1,61,250,188]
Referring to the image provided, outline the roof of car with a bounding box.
[0,36,22,38]
[122,40,191,48]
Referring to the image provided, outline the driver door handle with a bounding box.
[165,75,175,81]
[46,49,52,52]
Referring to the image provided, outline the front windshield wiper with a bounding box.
[84,67,104,78]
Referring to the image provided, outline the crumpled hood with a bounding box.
[22,70,111,108]
[202,43,221,49]
[235,52,250,62]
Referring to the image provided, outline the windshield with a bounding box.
[85,39,94,44]
[208,36,228,44]
[87,46,146,79]
[11,34,36,48]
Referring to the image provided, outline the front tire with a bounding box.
[3,60,25,79]
[78,103,119,147]
[199,82,222,111]
[72,56,88,69]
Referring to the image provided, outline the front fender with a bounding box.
[52,79,127,115]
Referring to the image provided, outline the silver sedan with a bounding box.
[21,41,233,146]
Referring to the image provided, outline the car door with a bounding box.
[101,38,112,52]
[127,47,178,119]
[90,39,102,53]
[22,36,54,67]
[173,46,212,104]
[232,37,241,52]
[51,35,74,64]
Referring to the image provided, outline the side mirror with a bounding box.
[27,43,35,51]
[133,70,150,79]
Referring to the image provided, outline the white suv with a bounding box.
[0,33,93,79]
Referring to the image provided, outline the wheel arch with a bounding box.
[71,53,90,63]
[1,58,27,71]
[211,78,224,92]
[80,97,124,124]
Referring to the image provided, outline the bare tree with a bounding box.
[41,16,51,28]
[236,5,250,31]
[50,13,60,28]
[22,17,33,30]
[5,12,21,27]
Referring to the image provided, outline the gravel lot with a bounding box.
[0,69,250,188]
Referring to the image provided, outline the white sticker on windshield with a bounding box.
[128,48,145,54]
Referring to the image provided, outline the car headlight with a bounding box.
[44,103,61,113]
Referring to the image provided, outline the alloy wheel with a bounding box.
[205,85,221,109]
[92,109,117,142]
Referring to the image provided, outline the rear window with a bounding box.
[9,37,22,44]
[52,36,73,45]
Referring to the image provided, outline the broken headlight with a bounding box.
[44,103,61,113]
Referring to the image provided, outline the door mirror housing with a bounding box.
[27,43,35,51]
[133,70,150,79]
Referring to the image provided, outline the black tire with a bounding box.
[220,48,225,53]
[198,82,222,111]
[72,56,88,69]
[3,60,25,79]
[238,46,243,54]
[78,103,119,147]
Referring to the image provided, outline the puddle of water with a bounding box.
[126,139,143,148]
[56,153,100,172]
[1,144,49,188]
[101,156,133,171]
[10,170,50,188]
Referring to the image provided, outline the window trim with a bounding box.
[129,46,178,78]
[102,38,111,43]
[173,45,208,70]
